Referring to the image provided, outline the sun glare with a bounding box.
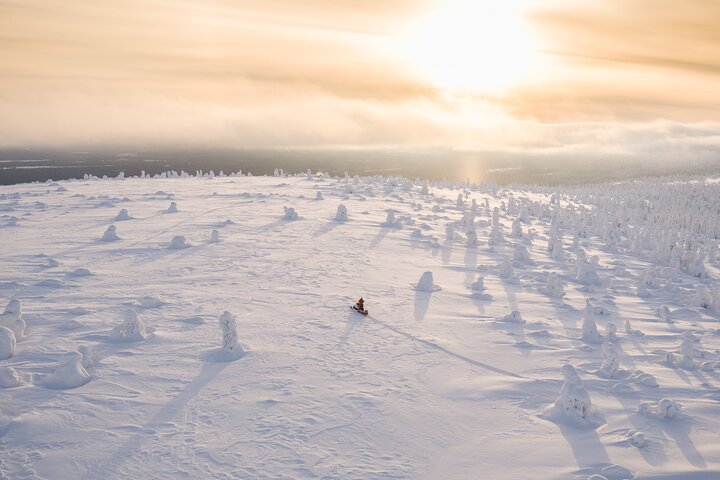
[398,0,537,93]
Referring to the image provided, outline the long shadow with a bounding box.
[314,221,341,238]
[557,422,611,470]
[659,419,707,468]
[369,227,391,249]
[463,245,478,285]
[413,290,431,322]
[85,360,232,479]
[340,310,365,344]
[441,238,454,265]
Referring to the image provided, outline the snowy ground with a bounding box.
[1,171,719,480]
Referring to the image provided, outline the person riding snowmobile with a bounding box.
[354,298,365,312]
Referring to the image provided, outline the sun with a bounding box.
[397,0,537,93]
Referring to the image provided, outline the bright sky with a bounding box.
[2,0,720,160]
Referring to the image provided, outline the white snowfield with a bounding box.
[0,170,719,480]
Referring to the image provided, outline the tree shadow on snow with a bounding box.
[369,227,391,249]
[557,422,611,471]
[313,221,341,238]
[414,290,431,322]
[84,360,232,479]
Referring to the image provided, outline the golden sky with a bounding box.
[2,0,720,156]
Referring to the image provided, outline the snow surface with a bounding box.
[0,171,719,479]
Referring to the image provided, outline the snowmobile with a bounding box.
[351,298,368,316]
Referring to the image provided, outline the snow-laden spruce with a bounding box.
[334,204,348,222]
[114,208,132,221]
[168,235,191,249]
[283,206,298,220]
[210,311,247,362]
[581,301,603,343]
[544,364,603,428]
[111,309,151,342]
[100,225,120,242]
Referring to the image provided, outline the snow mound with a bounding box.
[68,267,92,277]
[639,398,682,420]
[35,279,65,288]
[543,364,604,428]
[0,299,26,340]
[78,345,95,369]
[0,366,22,388]
[101,225,120,242]
[626,370,658,387]
[0,326,16,360]
[168,235,190,249]
[137,294,163,308]
[282,206,298,220]
[413,271,441,292]
[114,208,132,220]
[111,309,151,342]
[335,204,348,222]
[39,352,92,390]
[469,276,486,292]
[381,210,401,228]
[499,311,525,324]
[629,432,648,449]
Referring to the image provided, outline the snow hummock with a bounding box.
[544,364,604,428]
[114,208,132,220]
[639,398,682,420]
[0,326,16,360]
[334,204,348,222]
[38,351,92,389]
[168,235,190,249]
[100,224,120,242]
[68,267,92,277]
[137,293,163,309]
[0,366,22,388]
[282,206,298,220]
[110,309,151,342]
[469,276,486,292]
[0,298,26,340]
